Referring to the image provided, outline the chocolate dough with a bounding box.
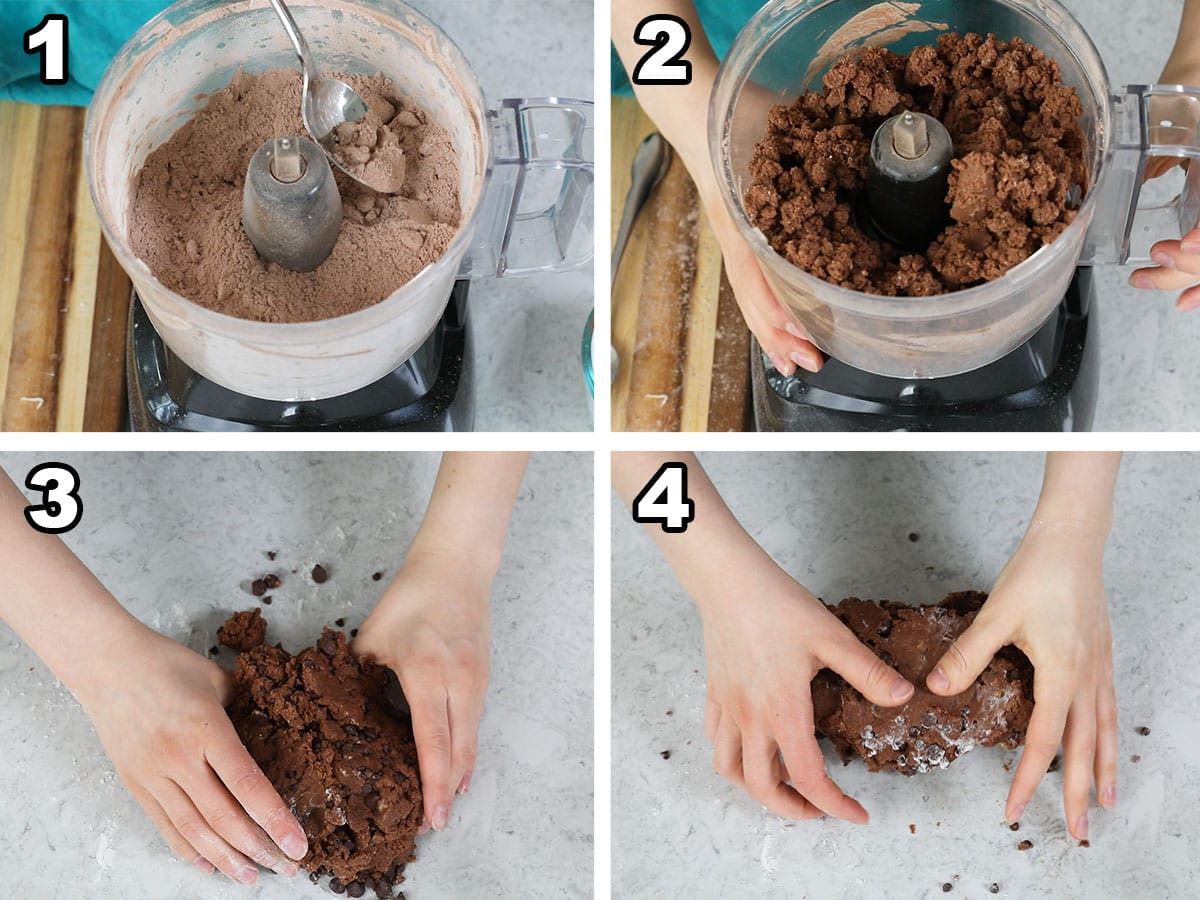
[812,592,1033,774]
[129,69,460,323]
[217,608,267,652]
[222,614,422,896]
[744,33,1087,294]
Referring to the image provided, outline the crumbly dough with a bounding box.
[812,592,1034,774]
[744,33,1087,295]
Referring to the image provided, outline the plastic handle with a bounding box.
[1080,85,1200,266]
[461,98,594,278]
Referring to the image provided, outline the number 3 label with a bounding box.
[24,463,83,535]
[24,14,69,86]
[631,15,692,86]
[632,462,695,533]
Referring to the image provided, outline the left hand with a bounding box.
[353,548,491,834]
[923,520,1116,841]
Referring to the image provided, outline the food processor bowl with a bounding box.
[709,0,1200,379]
[87,0,593,401]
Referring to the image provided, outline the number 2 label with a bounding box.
[24,463,83,535]
[631,15,692,86]
[24,14,69,86]
[632,462,695,533]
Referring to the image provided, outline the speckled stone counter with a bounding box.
[612,452,1199,897]
[0,451,593,898]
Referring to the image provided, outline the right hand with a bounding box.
[699,562,913,821]
[77,627,308,885]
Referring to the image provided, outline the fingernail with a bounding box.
[1151,250,1176,268]
[767,351,794,376]
[234,865,258,886]
[1131,272,1153,289]
[789,350,818,374]
[433,804,450,831]
[928,668,950,692]
[1008,802,1026,824]
[1075,814,1089,840]
[1102,784,1116,808]
[891,677,914,700]
[269,858,299,878]
[1182,241,1200,254]
[193,858,215,875]
[784,321,805,339]
[458,771,473,794]
[280,832,308,860]
[418,818,431,835]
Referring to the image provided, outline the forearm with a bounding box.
[406,452,530,583]
[0,472,146,700]
[1028,452,1122,543]
[613,452,771,616]
[1167,0,1200,69]
[611,0,718,173]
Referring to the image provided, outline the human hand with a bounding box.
[925,521,1114,840]
[354,547,491,834]
[77,627,308,884]
[698,558,914,822]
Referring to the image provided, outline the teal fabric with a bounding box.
[612,1,760,95]
[0,1,169,105]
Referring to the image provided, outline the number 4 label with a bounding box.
[631,15,692,86]
[24,14,69,86]
[632,462,695,534]
[24,463,83,535]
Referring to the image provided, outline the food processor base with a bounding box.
[753,269,1098,432]
[127,280,474,432]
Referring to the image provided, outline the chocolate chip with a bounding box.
[208,645,218,656]
[1079,839,1090,848]
[251,579,267,596]
[312,564,328,584]
[1017,840,1033,851]
[666,709,673,716]
[267,550,277,560]
[336,617,346,627]
[372,571,383,581]
[660,750,671,760]
[989,885,1000,894]
[264,573,282,589]
[1131,754,1142,763]
[909,532,920,542]
[262,595,272,605]
[942,884,952,893]
[1047,755,1061,772]
[351,628,359,637]
[345,881,365,898]
[330,878,346,894]
[1009,822,1019,832]
[1136,726,1151,736]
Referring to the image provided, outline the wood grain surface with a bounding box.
[0,101,130,432]
[610,97,751,432]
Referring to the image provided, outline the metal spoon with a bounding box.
[268,0,393,192]
[611,132,673,377]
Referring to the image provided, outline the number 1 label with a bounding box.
[24,14,69,86]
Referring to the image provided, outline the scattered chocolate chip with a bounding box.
[208,645,218,656]
[351,628,359,637]
[1131,754,1141,763]
[251,579,267,596]
[336,617,346,628]
[1009,821,1019,831]
[909,532,920,542]
[660,750,671,760]
[942,884,952,893]
[312,564,329,584]
[1136,726,1151,736]
[1047,755,1061,773]
[909,823,916,834]
[1079,839,1090,848]
[989,885,1000,894]
[1017,840,1033,851]
[330,878,346,894]
[666,709,673,716]
[267,550,277,560]
[262,595,272,605]
[264,573,282,589]
[372,571,383,581]
[345,881,365,898]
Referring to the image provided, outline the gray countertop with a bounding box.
[612,451,1199,897]
[0,451,593,898]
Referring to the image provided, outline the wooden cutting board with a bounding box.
[611,96,751,432]
[0,101,131,432]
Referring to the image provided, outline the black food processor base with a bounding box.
[753,269,1099,432]
[127,280,474,432]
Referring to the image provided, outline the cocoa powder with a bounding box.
[128,69,461,323]
[744,33,1087,295]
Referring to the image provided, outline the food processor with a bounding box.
[86,0,593,431]
[710,0,1200,431]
